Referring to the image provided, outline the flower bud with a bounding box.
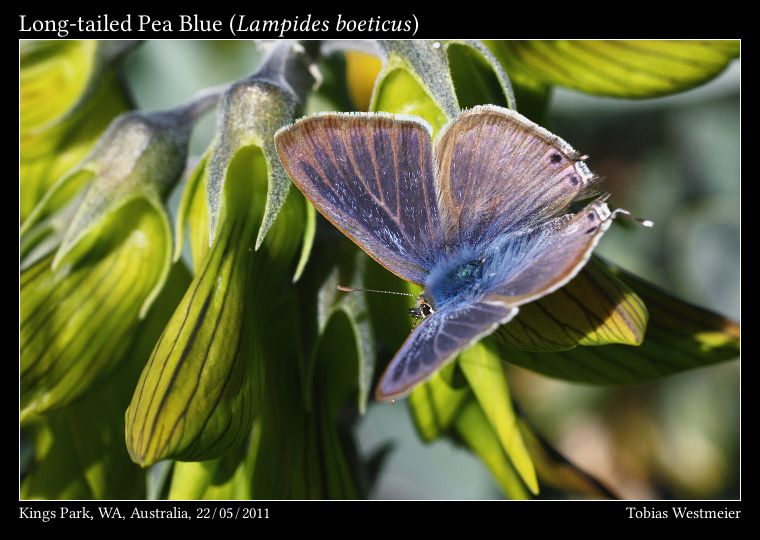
[126,42,312,465]
[20,40,135,221]
[20,95,215,422]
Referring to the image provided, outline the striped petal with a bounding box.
[500,262,739,384]
[486,40,739,99]
[21,264,189,499]
[126,146,306,466]
[20,199,171,422]
[496,258,648,351]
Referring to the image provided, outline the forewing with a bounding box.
[435,105,597,246]
[492,198,619,305]
[275,113,442,285]
[376,299,518,401]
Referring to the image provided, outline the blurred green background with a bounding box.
[122,41,740,499]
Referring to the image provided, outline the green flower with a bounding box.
[20,264,190,500]
[126,43,313,466]
[20,40,135,221]
[128,49,382,499]
[20,94,218,423]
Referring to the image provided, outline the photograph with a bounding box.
[19,38,740,507]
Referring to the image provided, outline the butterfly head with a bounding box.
[337,285,434,322]
[408,295,435,322]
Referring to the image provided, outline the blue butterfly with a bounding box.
[275,105,635,401]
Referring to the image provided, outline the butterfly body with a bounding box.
[425,248,485,309]
[275,105,628,401]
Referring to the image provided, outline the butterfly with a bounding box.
[275,105,638,402]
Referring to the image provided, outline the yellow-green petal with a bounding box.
[21,262,189,499]
[517,418,616,499]
[459,341,538,494]
[20,199,171,422]
[496,258,648,352]
[454,400,531,500]
[20,41,133,221]
[126,145,306,465]
[408,371,471,442]
[487,40,739,99]
[501,260,739,384]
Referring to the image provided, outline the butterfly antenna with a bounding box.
[337,285,417,298]
[610,208,654,228]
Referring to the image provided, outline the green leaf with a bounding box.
[21,262,189,499]
[22,420,92,499]
[496,258,648,352]
[21,71,131,223]
[445,43,511,110]
[49,119,185,312]
[454,400,531,500]
[500,260,739,384]
[246,239,368,498]
[338,39,516,119]
[293,239,376,414]
[250,293,359,499]
[408,371,471,442]
[292,200,316,283]
[372,65,449,134]
[517,417,616,499]
[373,41,460,122]
[20,41,98,132]
[370,40,515,137]
[22,92,221,310]
[247,289,309,498]
[334,255,376,414]
[20,97,220,421]
[310,310,361,498]
[20,41,134,132]
[487,40,739,99]
[458,341,538,494]
[614,263,740,363]
[20,168,94,268]
[174,151,210,269]
[126,71,303,466]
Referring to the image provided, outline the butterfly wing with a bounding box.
[376,298,517,401]
[376,198,624,402]
[435,105,598,246]
[275,113,442,285]
[489,197,620,305]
